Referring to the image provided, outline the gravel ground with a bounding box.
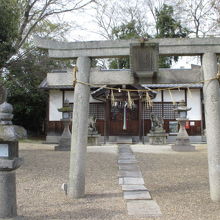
[13,142,220,220]
[134,144,220,220]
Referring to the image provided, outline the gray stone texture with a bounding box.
[118,170,142,178]
[55,119,71,151]
[118,159,137,164]
[40,67,202,86]
[203,52,220,201]
[0,171,17,218]
[148,133,168,145]
[124,190,151,200]
[118,154,136,160]
[87,134,100,146]
[122,184,148,191]
[119,164,140,171]
[0,126,27,141]
[119,177,145,185]
[0,158,22,171]
[35,36,220,57]
[172,118,195,152]
[127,200,162,217]
[68,57,91,198]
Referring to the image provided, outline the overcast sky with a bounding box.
[58,1,200,68]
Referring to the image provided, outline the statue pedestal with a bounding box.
[148,131,168,145]
[172,118,195,152]
[55,119,71,151]
[88,134,101,146]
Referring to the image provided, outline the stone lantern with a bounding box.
[55,99,72,151]
[0,101,23,218]
[172,100,195,152]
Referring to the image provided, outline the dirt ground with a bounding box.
[135,145,220,220]
[13,142,220,220]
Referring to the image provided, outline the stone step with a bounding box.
[119,177,145,185]
[124,190,152,200]
[118,159,137,164]
[118,155,136,160]
[118,148,133,153]
[117,136,132,144]
[119,164,140,171]
[122,184,148,191]
[118,170,142,178]
[127,200,162,217]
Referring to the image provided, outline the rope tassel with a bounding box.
[127,91,134,109]
[111,90,115,106]
[169,89,176,105]
[145,91,153,109]
[72,66,78,86]
[187,87,193,99]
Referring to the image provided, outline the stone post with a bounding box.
[0,171,17,217]
[68,57,91,198]
[0,101,23,218]
[202,53,220,201]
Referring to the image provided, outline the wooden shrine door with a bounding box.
[109,101,139,136]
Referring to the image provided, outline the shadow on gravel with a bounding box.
[151,180,208,194]
[86,192,122,199]
[17,207,124,220]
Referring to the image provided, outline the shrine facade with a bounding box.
[40,66,204,143]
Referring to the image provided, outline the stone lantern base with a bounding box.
[54,137,71,151]
[172,137,195,152]
[172,118,195,152]
[54,119,71,151]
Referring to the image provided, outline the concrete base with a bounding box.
[148,133,168,145]
[54,145,70,151]
[45,135,60,144]
[172,144,195,152]
[172,136,195,152]
[0,171,17,218]
[54,137,71,151]
[88,134,100,146]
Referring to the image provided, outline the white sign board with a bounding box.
[0,144,9,157]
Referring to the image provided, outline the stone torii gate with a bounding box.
[35,37,220,201]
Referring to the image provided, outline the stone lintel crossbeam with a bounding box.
[34,36,220,58]
[43,66,202,87]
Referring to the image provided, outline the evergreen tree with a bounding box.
[155,4,189,67]
[109,20,149,69]
[0,0,19,68]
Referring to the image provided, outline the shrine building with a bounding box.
[39,65,204,144]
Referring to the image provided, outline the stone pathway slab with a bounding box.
[119,177,145,185]
[119,164,140,171]
[118,170,142,178]
[124,191,152,200]
[122,184,148,191]
[118,144,162,217]
[118,149,132,153]
[118,159,137,164]
[127,200,162,217]
[118,155,136,160]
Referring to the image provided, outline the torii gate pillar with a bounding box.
[203,53,220,202]
[68,56,91,198]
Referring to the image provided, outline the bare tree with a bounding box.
[92,1,118,39]
[175,0,219,37]
[5,0,96,66]
[92,0,151,40]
